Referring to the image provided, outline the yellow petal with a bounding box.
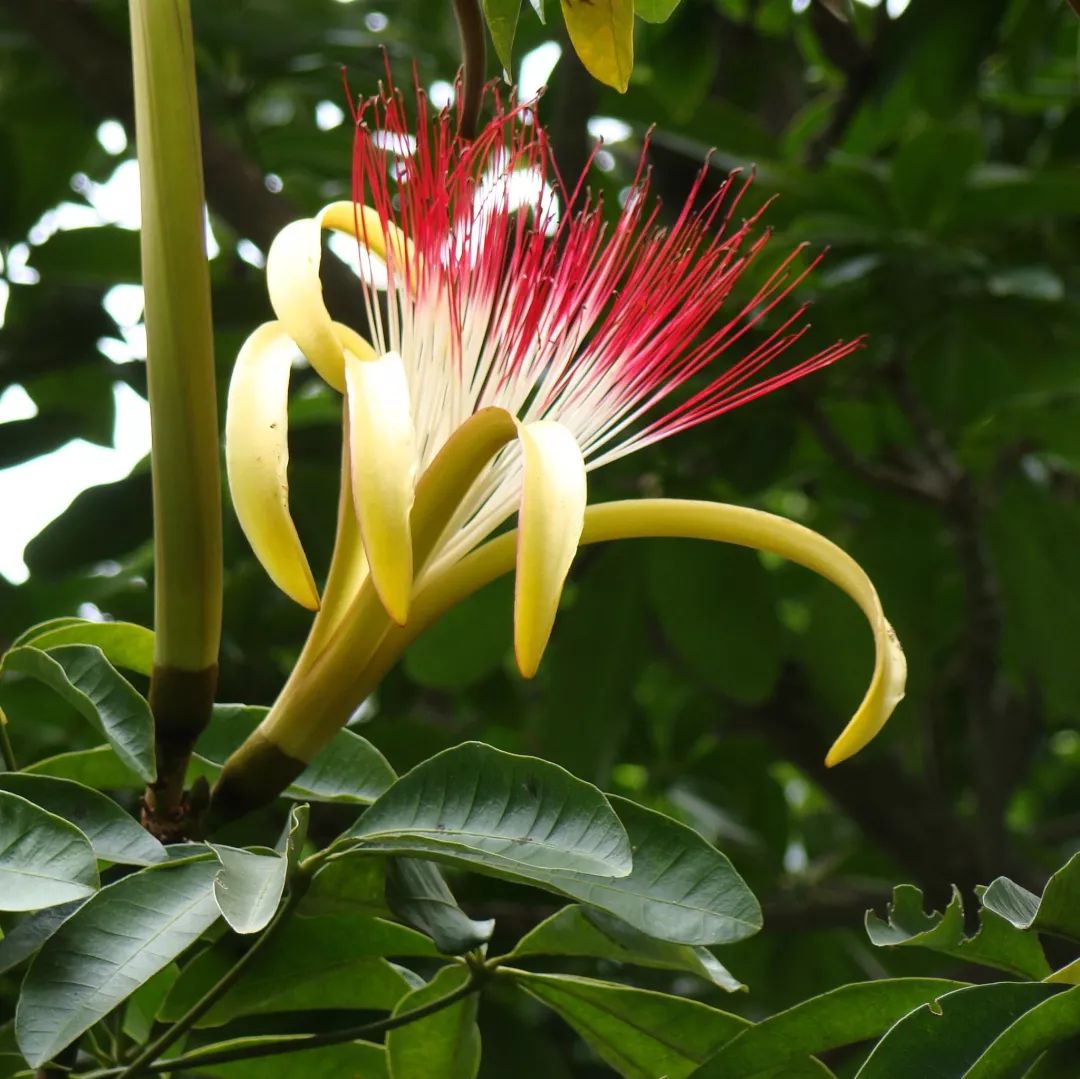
[560,0,634,93]
[319,201,414,278]
[225,322,319,611]
[266,219,346,392]
[363,499,905,765]
[513,421,587,678]
[345,349,418,625]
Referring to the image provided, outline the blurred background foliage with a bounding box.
[0,0,1078,1073]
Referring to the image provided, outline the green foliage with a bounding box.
[2,0,1079,1075]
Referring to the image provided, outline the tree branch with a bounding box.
[451,0,486,139]
[0,0,364,323]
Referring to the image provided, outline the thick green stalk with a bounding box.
[129,0,222,830]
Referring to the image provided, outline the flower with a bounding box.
[215,78,905,815]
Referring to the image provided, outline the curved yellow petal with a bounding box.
[318,201,413,277]
[356,499,905,765]
[513,421,587,678]
[225,322,319,611]
[345,349,418,625]
[266,219,346,392]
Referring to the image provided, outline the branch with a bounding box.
[79,967,486,1078]
[113,889,304,1079]
[451,0,486,139]
[0,0,363,323]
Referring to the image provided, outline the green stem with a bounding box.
[0,707,17,771]
[77,972,484,1078]
[113,890,302,1079]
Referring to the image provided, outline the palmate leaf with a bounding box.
[865,884,1050,979]
[387,965,481,1079]
[2,645,156,782]
[0,774,164,866]
[689,979,967,1078]
[0,791,98,911]
[511,905,744,991]
[15,857,221,1067]
[342,742,633,879]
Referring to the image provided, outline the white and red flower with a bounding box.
[221,77,903,777]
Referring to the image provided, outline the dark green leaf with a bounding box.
[691,979,968,1078]
[16,858,220,1067]
[159,914,434,1027]
[386,858,495,956]
[511,905,744,991]
[177,1037,389,1078]
[635,0,683,22]
[512,971,747,1079]
[647,540,782,705]
[3,645,156,782]
[523,797,761,946]
[403,577,511,691]
[24,746,142,790]
[0,790,98,911]
[343,742,632,879]
[0,774,164,865]
[299,854,388,918]
[965,985,1080,1078]
[211,845,288,934]
[854,983,1064,1078]
[982,853,1080,942]
[865,884,1050,979]
[482,0,522,74]
[387,964,481,1079]
[195,705,395,804]
[0,901,84,974]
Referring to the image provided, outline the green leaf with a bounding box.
[386,858,495,956]
[0,774,164,865]
[982,853,1080,942]
[122,963,179,1044]
[24,745,142,790]
[511,905,744,992]
[299,853,388,918]
[11,618,154,676]
[343,742,632,879]
[404,578,511,691]
[211,845,288,934]
[276,802,309,873]
[195,705,395,804]
[647,540,782,705]
[528,0,544,21]
[526,797,761,946]
[890,125,983,229]
[865,884,1050,979]
[0,901,84,974]
[482,0,522,74]
[690,979,968,1078]
[560,0,634,92]
[387,964,480,1079]
[0,790,98,911]
[15,858,220,1067]
[177,1037,389,1078]
[160,914,434,1027]
[964,986,1080,1079]
[3,645,156,782]
[511,971,747,1079]
[635,0,683,22]
[854,983,1064,1078]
